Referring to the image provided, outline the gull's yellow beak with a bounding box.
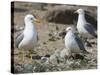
[34,18,41,23]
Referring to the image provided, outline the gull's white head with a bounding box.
[24,14,40,23]
[65,27,77,33]
[66,27,74,32]
[66,27,73,32]
[66,26,77,33]
[24,14,34,23]
[75,8,85,14]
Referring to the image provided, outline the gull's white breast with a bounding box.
[18,24,37,50]
[65,32,80,53]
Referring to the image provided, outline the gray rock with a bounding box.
[14,64,23,73]
[22,64,33,73]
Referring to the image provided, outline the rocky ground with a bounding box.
[11,2,97,74]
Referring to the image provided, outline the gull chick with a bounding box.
[15,14,40,61]
[75,8,97,39]
[65,27,88,54]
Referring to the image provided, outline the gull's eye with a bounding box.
[68,28,71,31]
[30,17,33,20]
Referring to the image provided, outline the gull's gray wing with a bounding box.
[15,32,24,48]
[84,23,97,38]
[74,35,87,53]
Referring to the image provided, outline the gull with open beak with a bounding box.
[15,14,40,62]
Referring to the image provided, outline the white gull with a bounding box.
[64,27,88,54]
[15,14,40,61]
[75,8,97,39]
